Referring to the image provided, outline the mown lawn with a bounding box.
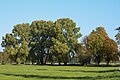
[0,65,120,80]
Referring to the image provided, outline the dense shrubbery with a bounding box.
[1,18,119,66]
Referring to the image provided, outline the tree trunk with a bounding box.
[64,62,67,65]
[44,55,48,65]
[94,54,102,65]
[40,48,45,65]
[97,61,100,65]
[51,62,53,65]
[106,60,110,66]
[40,56,44,65]
[32,61,34,65]
[59,61,61,65]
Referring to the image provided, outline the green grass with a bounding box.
[0,65,120,80]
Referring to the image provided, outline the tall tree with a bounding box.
[12,23,30,64]
[30,20,54,64]
[54,18,82,64]
[85,27,108,65]
[1,23,30,64]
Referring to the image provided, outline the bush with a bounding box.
[78,54,91,66]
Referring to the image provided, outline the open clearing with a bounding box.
[0,65,120,80]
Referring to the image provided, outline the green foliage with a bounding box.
[29,18,81,65]
[51,38,70,54]
[1,18,118,66]
[55,18,82,50]
[30,20,54,64]
[12,23,30,41]
[49,18,82,65]
[115,27,120,44]
[1,23,30,64]
[50,38,70,65]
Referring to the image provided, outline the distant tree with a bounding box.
[115,27,120,59]
[115,27,120,44]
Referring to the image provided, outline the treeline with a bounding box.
[1,18,119,66]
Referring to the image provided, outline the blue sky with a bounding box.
[0,0,120,51]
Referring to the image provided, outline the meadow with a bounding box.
[0,65,120,80]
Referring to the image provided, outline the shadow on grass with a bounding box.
[59,69,120,73]
[1,73,120,80]
[9,64,120,67]
[36,69,47,70]
[87,64,120,67]
[34,64,120,67]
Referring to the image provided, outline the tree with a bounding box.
[84,27,108,65]
[49,38,70,65]
[1,23,30,64]
[84,26,118,65]
[54,18,82,64]
[115,27,120,44]
[48,18,82,65]
[115,27,120,60]
[102,38,118,65]
[30,20,54,64]
[1,33,17,62]
[13,23,30,64]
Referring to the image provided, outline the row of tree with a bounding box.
[1,18,119,65]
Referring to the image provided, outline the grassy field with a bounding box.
[0,65,120,80]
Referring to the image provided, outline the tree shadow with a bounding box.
[59,69,120,73]
[36,69,47,70]
[1,73,120,80]
[88,64,120,67]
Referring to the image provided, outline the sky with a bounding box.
[0,0,120,51]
